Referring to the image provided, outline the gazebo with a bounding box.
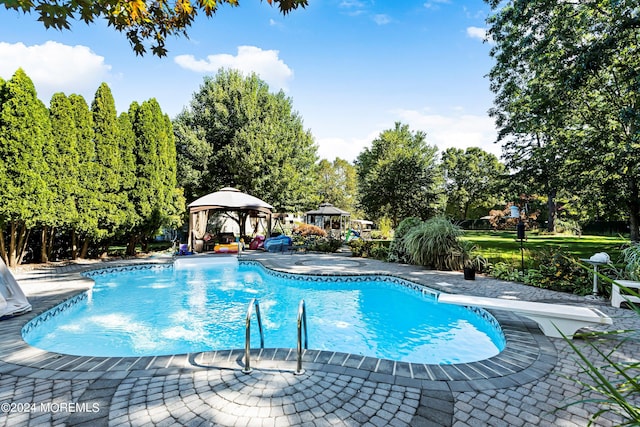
[187,187,273,252]
[305,203,350,239]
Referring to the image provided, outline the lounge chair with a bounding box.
[438,293,612,339]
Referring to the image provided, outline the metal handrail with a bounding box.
[295,299,308,375]
[242,298,264,374]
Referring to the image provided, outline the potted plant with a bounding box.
[459,240,487,280]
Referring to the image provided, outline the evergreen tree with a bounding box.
[117,109,138,239]
[44,92,80,261]
[69,94,98,259]
[127,99,184,254]
[0,69,52,266]
[161,112,185,233]
[91,82,128,252]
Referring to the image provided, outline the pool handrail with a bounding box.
[242,298,264,374]
[295,299,308,375]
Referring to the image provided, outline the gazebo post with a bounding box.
[188,211,194,251]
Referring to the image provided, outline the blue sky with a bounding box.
[0,0,497,162]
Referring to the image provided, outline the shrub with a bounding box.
[489,261,523,282]
[293,223,327,237]
[307,237,342,253]
[370,244,390,261]
[347,239,369,257]
[528,247,592,295]
[388,217,423,263]
[403,216,463,270]
[620,243,640,281]
[347,240,390,260]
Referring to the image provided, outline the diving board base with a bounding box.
[438,294,613,339]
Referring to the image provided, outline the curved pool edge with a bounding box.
[2,256,557,392]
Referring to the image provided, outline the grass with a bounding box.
[462,230,628,266]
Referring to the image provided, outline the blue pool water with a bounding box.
[23,257,505,364]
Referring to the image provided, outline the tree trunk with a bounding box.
[80,239,90,259]
[547,188,557,233]
[8,221,29,267]
[9,222,16,267]
[126,236,138,256]
[47,226,55,261]
[71,229,78,260]
[41,226,49,263]
[17,226,30,266]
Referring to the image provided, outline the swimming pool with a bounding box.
[22,257,505,364]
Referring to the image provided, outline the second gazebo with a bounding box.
[305,203,350,239]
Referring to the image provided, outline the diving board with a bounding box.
[438,294,612,339]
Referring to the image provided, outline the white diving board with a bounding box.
[438,294,612,339]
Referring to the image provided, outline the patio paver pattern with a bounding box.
[0,252,638,426]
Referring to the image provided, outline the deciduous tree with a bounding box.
[316,158,358,215]
[174,69,318,213]
[355,122,442,227]
[486,0,640,239]
[441,147,505,220]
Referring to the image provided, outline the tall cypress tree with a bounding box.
[69,94,98,259]
[126,99,184,255]
[91,83,127,252]
[162,113,185,231]
[127,99,163,254]
[44,92,80,261]
[0,69,52,266]
[117,110,138,243]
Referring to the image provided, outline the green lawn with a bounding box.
[462,230,628,266]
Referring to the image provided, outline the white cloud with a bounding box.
[466,26,492,43]
[372,14,391,25]
[339,0,367,8]
[174,46,294,91]
[392,108,501,158]
[424,0,451,10]
[0,41,112,103]
[316,131,379,162]
[269,18,284,29]
[315,108,501,162]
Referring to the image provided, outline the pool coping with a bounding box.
[0,256,557,394]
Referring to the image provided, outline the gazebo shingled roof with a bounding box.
[304,202,349,216]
